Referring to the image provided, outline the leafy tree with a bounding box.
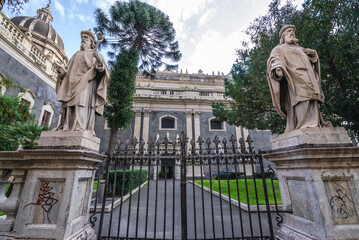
[94,0,181,155]
[212,0,359,139]
[0,0,29,13]
[104,48,139,155]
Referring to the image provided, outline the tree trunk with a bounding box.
[107,122,119,157]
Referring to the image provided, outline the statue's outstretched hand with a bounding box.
[54,62,67,78]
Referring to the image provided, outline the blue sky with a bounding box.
[3,0,304,74]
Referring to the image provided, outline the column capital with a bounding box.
[135,111,142,117]
[143,110,151,117]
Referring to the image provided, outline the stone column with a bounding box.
[142,110,150,143]
[235,126,242,141]
[263,127,359,240]
[185,112,193,151]
[133,111,142,141]
[193,112,200,141]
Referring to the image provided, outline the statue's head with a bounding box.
[80,30,96,50]
[279,25,298,45]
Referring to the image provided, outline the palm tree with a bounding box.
[94,0,182,155]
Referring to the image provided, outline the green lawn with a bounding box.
[93,180,98,190]
[194,179,281,205]
[0,212,3,216]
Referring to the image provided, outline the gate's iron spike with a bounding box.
[213,135,219,145]
[239,137,246,153]
[148,137,154,146]
[156,137,161,146]
[164,136,169,145]
[132,137,138,147]
[246,135,253,153]
[229,134,236,145]
[197,136,203,145]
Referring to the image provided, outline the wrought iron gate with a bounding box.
[90,132,283,240]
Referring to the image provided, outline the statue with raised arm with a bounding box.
[266,25,332,132]
[55,30,109,136]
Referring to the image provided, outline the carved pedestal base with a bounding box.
[264,130,359,240]
[0,149,105,240]
[38,130,101,152]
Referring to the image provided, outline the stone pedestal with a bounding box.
[0,149,105,240]
[264,127,359,240]
[37,130,100,152]
[270,127,352,149]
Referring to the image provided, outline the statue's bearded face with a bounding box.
[80,34,92,50]
[283,28,298,44]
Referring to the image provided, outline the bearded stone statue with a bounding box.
[54,30,109,136]
[266,25,332,132]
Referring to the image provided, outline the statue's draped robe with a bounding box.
[56,49,109,134]
[267,43,331,132]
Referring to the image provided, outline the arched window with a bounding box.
[160,115,177,130]
[18,89,35,112]
[209,117,225,131]
[38,102,54,127]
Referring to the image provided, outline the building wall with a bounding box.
[95,114,135,153]
[148,111,186,141]
[199,112,237,142]
[0,47,61,128]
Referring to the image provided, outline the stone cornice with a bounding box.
[263,146,359,169]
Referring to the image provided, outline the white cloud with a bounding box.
[76,14,86,22]
[198,8,215,26]
[183,29,244,74]
[54,1,65,17]
[92,0,119,10]
[147,0,214,37]
[74,0,89,3]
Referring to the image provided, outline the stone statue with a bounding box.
[266,25,332,132]
[55,30,109,136]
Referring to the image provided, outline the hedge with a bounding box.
[105,170,148,197]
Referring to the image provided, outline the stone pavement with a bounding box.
[93,180,280,239]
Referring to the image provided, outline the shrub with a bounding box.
[0,122,49,150]
[105,169,148,197]
[229,172,244,179]
[254,171,274,179]
[158,170,165,179]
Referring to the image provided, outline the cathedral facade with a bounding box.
[0,6,273,168]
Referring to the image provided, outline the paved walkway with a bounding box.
[94,180,280,239]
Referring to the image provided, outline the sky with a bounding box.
[3,0,304,75]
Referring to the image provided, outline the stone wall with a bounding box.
[0,48,61,128]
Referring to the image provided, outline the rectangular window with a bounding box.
[41,110,51,126]
[161,90,167,95]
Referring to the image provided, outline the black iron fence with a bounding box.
[90,132,283,240]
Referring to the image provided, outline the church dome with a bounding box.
[10,5,67,65]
